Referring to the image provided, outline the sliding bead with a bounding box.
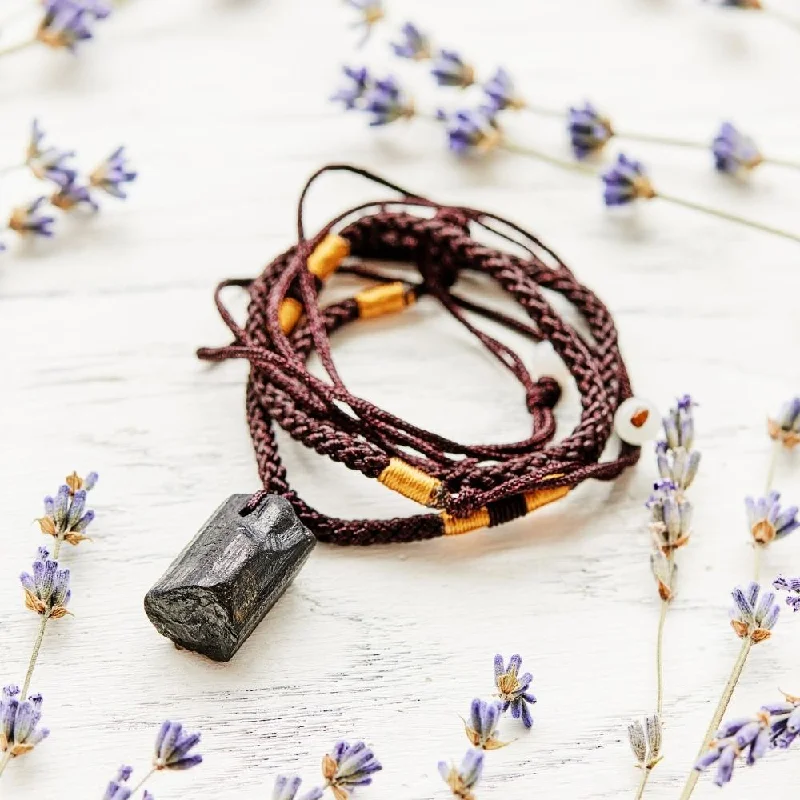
[614,397,661,446]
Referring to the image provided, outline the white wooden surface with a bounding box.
[1,0,800,797]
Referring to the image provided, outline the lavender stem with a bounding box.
[20,616,49,700]
[634,767,652,800]
[678,638,752,800]
[130,767,156,793]
[765,439,780,494]
[500,139,596,176]
[0,752,11,779]
[656,597,669,716]
[656,192,800,244]
[0,38,35,58]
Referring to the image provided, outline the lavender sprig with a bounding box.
[321,741,382,799]
[438,749,483,800]
[0,471,98,783]
[693,694,800,787]
[745,492,799,546]
[273,774,324,800]
[431,49,475,88]
[773,575,800,612]
[768,397,800,450]
[391,22,431,60]
[101,721,202,799]
[464,699,506,750]
[493,654,536,728]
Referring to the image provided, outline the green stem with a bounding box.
[0,38,35,58]
[765,439,780,494]
[500,139,596,176]
[678,638,753,800]
[0,751,12,779]
[656,191,800,244]
[753,545,764,583]
[656,598,669,717]
[634,767,653,800]
[20,616,48,700]
[614,129,706,151]
[130,768,156,794]
[520,102,566,120]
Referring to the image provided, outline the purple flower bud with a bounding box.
[391,22,430,60]
[601,154,656,207]
[431,49,475,88]
[712,122,762,175]
[153,721,202,771]
[568,102,613,159]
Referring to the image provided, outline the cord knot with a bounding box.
[528,376,562,410]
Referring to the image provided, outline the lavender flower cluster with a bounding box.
[36,0,112,52]
[334,1,796,221]
[695,694,800,786]
[439,653,536,798]
[3,120,136,250]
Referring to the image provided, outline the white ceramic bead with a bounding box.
[614,398,661,446]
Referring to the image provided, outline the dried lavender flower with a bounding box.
[8,198,55,239]
[730,582,780,643]
[103,765,134,800]
[694,710,773,786]
[273,775,324,800]
[37,1,96,51]
[650,547,677,601]
[438,749,483,800]
[483,68,524,112]
[647,482,693,553]
[745,492,799,545]
[712,122,762,175]
[431,50,475,88]
[628,714,663,768]
[768,397,800,449]
[20,547,71,619]
[51,176,99,212]
[362,77,414,126]
[38,471,98,545]
[568,102,614,159]
[321,741,382,799]
[494,653,536,728]
[391,22,431,60]
[153,721,202,771]
[25,119,75,185]
[344,0,384,45]
[90,147,137,200]
[773,575,800,612]
[656,442,701,491]
[0,686,50,758]
[707,0,763,8]
[765,692,800,748]
[464,698,506,750]
[331,66,371,110]
[439,107,502,156]
[663,395,696,451]
[601,153,656,206]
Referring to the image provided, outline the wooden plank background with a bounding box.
[0,0,799,797]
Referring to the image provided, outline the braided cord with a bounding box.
[197,166,639,545]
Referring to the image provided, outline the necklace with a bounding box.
[144,165,640,661]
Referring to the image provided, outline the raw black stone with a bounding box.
[144,494,315,662]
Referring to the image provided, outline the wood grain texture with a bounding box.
[0,0,799,797]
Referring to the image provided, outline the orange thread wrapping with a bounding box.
[356,282,416,320]
[278,234,351,333]
[442,507,491,536]
[378,458,442,507]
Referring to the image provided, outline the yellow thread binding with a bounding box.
[442,507,491,536]
[278,234,351,333]
[442,477,570,536]
[356,282,416,320]
[278,298,303,333]
[308,234,350,281]
[524,483,570,512]
[378,458,443,507]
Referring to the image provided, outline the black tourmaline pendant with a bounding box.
[144,494,315,662]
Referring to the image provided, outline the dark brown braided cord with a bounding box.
[197,165,640,545]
